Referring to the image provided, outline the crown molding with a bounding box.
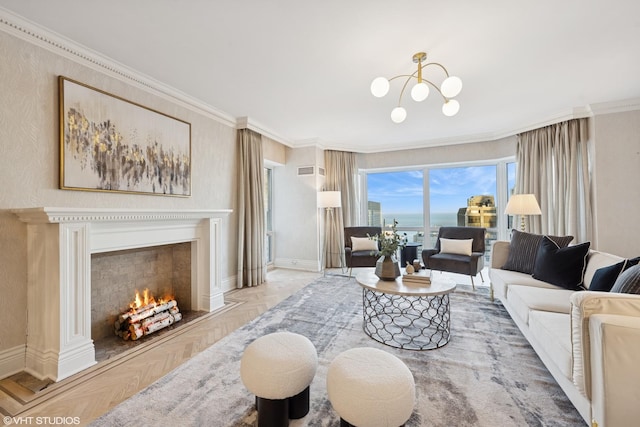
[588,98,640,115]
[236,117,294,147]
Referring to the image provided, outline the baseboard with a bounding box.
[221,274,238,293]
[0,344,25,379]
[273,258,318,272]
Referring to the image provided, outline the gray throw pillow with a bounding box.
[502,230,574,274]
[610,264,640,294]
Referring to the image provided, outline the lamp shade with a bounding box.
[504,194,542,215]
[317,191,341,208]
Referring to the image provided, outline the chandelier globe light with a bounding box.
[370,51,462,123]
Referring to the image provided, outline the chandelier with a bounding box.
[370,51,462,123]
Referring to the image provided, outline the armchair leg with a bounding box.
[479,271,485,283]
[470,276,475,290]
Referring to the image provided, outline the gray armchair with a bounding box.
[422,226,486,288]
[344,226,382,276]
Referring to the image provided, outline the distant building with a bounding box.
[368,201,382,227]
[457,195,497,228]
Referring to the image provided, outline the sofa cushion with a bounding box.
[351,236,378,252]
[507,285,574,324]
[490,268,561,301]
[610,264,640,294]
[439,238,473,256]
[502,230,573,274]
[590,257,640,292]
[532,237,590,290]
[528,310,572,380]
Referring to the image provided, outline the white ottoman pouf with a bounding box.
[240,331,318,427]
[326,347,415,427]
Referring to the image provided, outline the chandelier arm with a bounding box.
[421,62,451,77]
[386,61,453,105]
[398,75,414,106]
[385,74,419,105]
[421,79,447,101]
[393,75,448,103]
[406,65,450,102]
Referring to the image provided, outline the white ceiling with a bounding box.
[2,0,640,153]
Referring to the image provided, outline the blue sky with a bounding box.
[367,165,514,214]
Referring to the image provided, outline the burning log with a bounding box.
[115,296,182,340]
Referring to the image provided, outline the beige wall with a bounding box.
[592,110,640,258]
[0,32,238,354]
[272,146,324,270]
[358,136,517,170]
[263,135,287,165]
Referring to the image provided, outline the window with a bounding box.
[363,159,515,258]
[506,161,517,231]
[428,165,497,255]
[366,170,425,245]
[264,167,274,265]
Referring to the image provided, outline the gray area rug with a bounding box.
[91,275,583,426]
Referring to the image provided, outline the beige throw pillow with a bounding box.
[351,236,378,252]
[440,238,473,256]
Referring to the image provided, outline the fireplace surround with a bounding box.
[12,207,231,382]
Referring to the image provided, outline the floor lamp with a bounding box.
[504,194,542,232]
[317,191,342,274]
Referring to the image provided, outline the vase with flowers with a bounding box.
[370,219,407,280]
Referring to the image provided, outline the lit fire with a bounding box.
[128,288,173,310]
[116,289,182,340]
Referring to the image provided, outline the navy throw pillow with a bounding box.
[590,257,640,292]
[532,236,590,290]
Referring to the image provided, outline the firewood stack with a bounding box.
[115,299,182,340]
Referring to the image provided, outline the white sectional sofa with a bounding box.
[490,241,640,427]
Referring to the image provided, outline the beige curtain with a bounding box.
[237,129,266,287]
[323,150,358,268]
[515,118,593,242]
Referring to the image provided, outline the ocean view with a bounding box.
[381,212,458,228]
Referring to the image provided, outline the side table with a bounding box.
[400,242,422,266]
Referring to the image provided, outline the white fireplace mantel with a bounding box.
[13,207,232,382]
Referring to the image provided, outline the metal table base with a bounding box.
[361,287,451,350]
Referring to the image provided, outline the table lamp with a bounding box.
[504,194,541,231]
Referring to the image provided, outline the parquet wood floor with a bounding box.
[0,268,321,426]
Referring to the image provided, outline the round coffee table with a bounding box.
[355,270,456,350]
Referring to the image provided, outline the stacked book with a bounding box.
[402,271,432,285]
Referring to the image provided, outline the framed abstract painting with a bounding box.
[59,76,192,196]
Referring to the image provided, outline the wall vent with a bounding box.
[297,166,315,176]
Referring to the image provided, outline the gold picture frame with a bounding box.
[59,76,192,196]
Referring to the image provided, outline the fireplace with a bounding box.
[91,243,191,342]
[13,207,231,382]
